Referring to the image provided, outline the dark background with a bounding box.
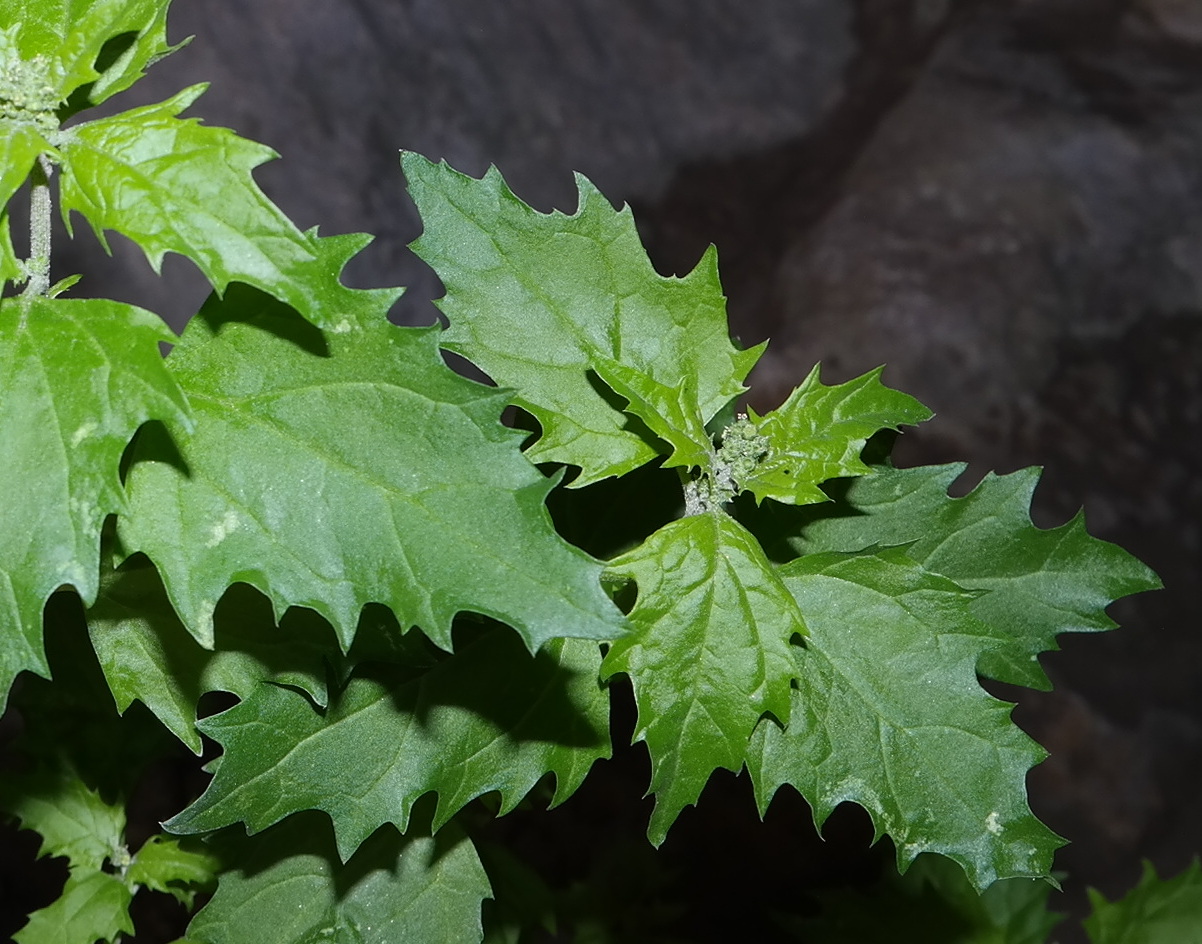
[12,0,1202,940]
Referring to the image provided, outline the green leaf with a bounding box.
[404,152,762,486]
[0,766,125,871]
[120,282,626,652]
[187,813,490,944]
[59,89,388,331]
[740,365,932,506]
[168,628,610,861]
[87,558,333,754]
[0,0,178,107]
[601,512,806,845]
[1084,860,1202,944]
[127,835,219,908]
[14,871,134,944]
[783,464,1162,689]
[0,116,55,222]
[796,852,1061,944]
[592,356,714,473]
[0,294,190,711]
[1,205,24,286]
[748,547,1063,891]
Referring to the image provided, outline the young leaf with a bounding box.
[1,207,21,284]
[739,365,932,506]
[404,152,762,486]
[1083,860,1202,944]
[0,0,179,109]
[87,559,334,754]
[601,512,806,845]
[785,464,1162,689]
[119,281,627,652]
[0,766,125,871]
[186,813,490,944]
[0,294,190,711]
[168,629,609,861]
[127,835,219,908]
[748,547,1063,891]
[14,871,133,944]
[59,87,382,331]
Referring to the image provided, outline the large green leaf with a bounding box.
[0,0,178,107]
[748,547,1062,891]
[187,813,490,944]
[1083,860,1202,944]
[601,512,806,845]
[87,558,334,754]
[0,294,190,711]
[168,629,609,861]
[781,464,1162,689]
[404,152,762,486]
[59,89,382,331]
[740,365,932,506]
[13,871,133,944]
[120,281,627,652]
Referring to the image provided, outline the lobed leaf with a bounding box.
[784,464,1162,689]
[13,871,133,944]
[87,559,333,754]
[601,512,806,845]
[127,835,219,908]
[59,88,384,331]
[404,152,762,486]
[168,629,610,861]
[119,280,627,652]
[187,813,490,944]
[1083,860,1202,944]
[0,766,125,871]
[740,365,932,506]
[748,547,1063,891]
[0,0,178,108]
[0,294,190,711]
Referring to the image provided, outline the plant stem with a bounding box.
[22,153,53,297]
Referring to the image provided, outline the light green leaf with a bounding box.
[1084,860,1202,944]
[87,558,333,754]
[404,152,762,486]
[748,547,1063,891]
[0,766,125,871]
[740,365,932,506]
[59,89,388,331]
[187,813,490,944]
[168,629,609,861]
[592,356,714,473]
[601,512,806,845]
[120,282,626,652]
[0,294,190,711]
[0,116,55,221]
[1,206,22,285]
[0,0,178,107]
[14,871,133,944]
[782,464,1162,689]
[128,835,219,908]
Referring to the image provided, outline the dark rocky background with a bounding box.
[6,0,1202,940]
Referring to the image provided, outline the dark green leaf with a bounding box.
[0,294,190,710]
[748,547,1062,890]
[187,814,489,944]
[404,152,761,486]
[168,629,609,861]
[120,283,627,652]
[1084,860,1202,944]
[785,464,1162,688]
[601,512,805,845]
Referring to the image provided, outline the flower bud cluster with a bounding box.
[0,53,59,133]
